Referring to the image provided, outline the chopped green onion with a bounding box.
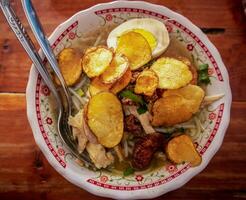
[198,63,209,71]
[123,167,135,176]
[137,104,148,114]
[198,63,210,85]
[120,90,148,114]
[198,71,210,84]
[119,90,144,105]
[76,89,84,97]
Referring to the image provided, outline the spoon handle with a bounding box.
[0,0,62,108]
[21,0,72,116]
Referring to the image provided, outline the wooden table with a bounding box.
[0,0,245,199]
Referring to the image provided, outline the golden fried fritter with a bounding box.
[151,95,193,126]
[57,48,82,86]
[166,134,202,167]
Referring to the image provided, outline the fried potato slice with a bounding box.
[87,92,124,148]
[101,53,129,84]
[116,31,152,70]
[84,45,113,55]
[84,46,98,54]
[110,68,132,94]
[56,48,82,86]
[177,56,198,85]
[89,68,132,96]
[134,69,158,96]
[82,46,113,78]
[163,85,205,113]
[151,95,193,126]
[89,77,113,96]
[150,57,193,89]
[151,85,204,126]
[166,134,202,167]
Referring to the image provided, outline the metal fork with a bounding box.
[0,0,94,168]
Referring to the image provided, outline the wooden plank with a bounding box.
[208,31,246,101]
[0,95,245,199]
[0,189,245,200]
[0,93,25,111]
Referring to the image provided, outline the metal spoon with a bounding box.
[0,0,94,168]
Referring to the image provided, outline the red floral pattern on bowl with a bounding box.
[45,117,53,125]
[68,32,76,40]
[187,44,194,51]
[58,148,65,156]
[135,175,144,182]
[100,175,109,183]
[165,164,178,174]
[41,85,50,96]
[165,23,173,33]
[105,14,113,21]
[209,113,216,120]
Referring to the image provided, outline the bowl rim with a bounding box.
[26,1,232,199]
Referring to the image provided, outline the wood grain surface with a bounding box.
[0,0,245,199]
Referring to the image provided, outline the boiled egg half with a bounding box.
[107,18,170,59]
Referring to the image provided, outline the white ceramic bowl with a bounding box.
[26,1,232,199]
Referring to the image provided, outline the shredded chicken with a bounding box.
[68,109,99,152]
[137,112,156,134]
[72,127,88,153]
[68,110,88,153]
[82,116,98,144]
[124,105,156,134]
[68,109,83,129]
[86,143,114,169]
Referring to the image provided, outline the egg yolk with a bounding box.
[132,29,157,51]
